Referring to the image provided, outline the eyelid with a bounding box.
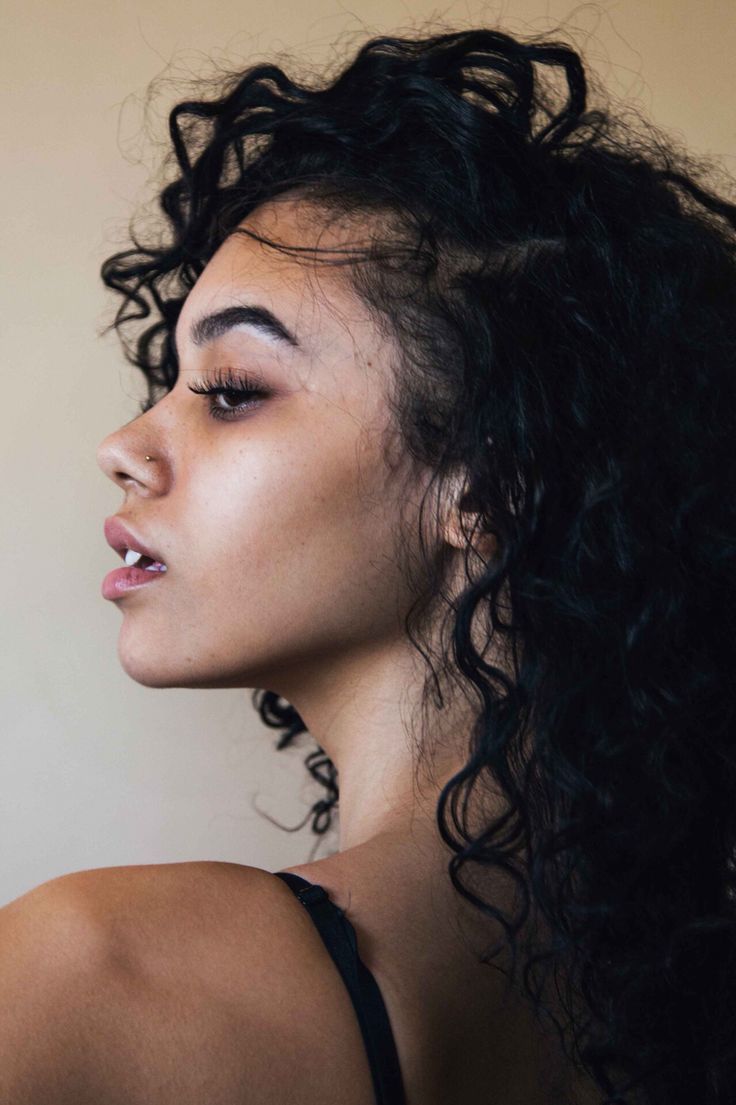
[136,366,272,419]
[186,366,270,421]
[188,366,269,392]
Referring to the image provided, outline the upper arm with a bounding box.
[0,866,259,1105]
[0,873,130,1104]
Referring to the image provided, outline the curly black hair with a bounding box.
[100,23,736,1105]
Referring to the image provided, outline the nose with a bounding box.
[96,419,164,494]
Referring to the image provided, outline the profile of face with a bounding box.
[97,197,438,699]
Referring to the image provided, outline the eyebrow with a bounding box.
[175,304,300,360]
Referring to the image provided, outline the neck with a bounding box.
[269,632,474,854]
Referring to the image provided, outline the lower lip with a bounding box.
[102,566,167,600]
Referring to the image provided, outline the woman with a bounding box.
[3,24,734,1105]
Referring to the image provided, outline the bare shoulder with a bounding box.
[0,862,376,1105]
[0,870,133,1103]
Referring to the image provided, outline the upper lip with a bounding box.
[104,517,167,565]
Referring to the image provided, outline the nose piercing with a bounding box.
[145,455,156,462]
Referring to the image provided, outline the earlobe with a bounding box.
[444,512,496,559]
[443,508,472,551]
[441,471,494,556]
[438,469,465,550]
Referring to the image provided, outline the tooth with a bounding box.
[124,549,143,566]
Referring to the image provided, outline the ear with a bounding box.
[440,470,496,558]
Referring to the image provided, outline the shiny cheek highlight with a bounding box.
[177,391,402,659]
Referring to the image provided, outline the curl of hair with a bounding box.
[100,24,736,1105]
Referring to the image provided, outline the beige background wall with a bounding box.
[2,0,734,906]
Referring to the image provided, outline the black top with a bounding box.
[273,870,407,1105]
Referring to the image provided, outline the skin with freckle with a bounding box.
[84,24,736,1104]
[97,197,470,846]
[100,202,415,685]
[95,196,597,1105]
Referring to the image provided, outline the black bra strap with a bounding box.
[274,871,406,1105]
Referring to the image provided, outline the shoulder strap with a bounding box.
[274,871,406,1105]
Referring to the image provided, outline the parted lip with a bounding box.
[104,516,167,565]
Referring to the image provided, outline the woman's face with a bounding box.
[97,197,430,695]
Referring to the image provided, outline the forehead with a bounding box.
[176,196,382,352]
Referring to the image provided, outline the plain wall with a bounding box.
[2,0,734,906]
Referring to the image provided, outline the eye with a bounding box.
[187,368,269,421]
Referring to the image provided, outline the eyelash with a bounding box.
[186,368,269,421]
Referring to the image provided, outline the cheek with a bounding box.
[189,436,409,646]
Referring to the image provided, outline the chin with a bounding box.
[117,649,182,688]
[116,641,261,691]
[115,636,188,688]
